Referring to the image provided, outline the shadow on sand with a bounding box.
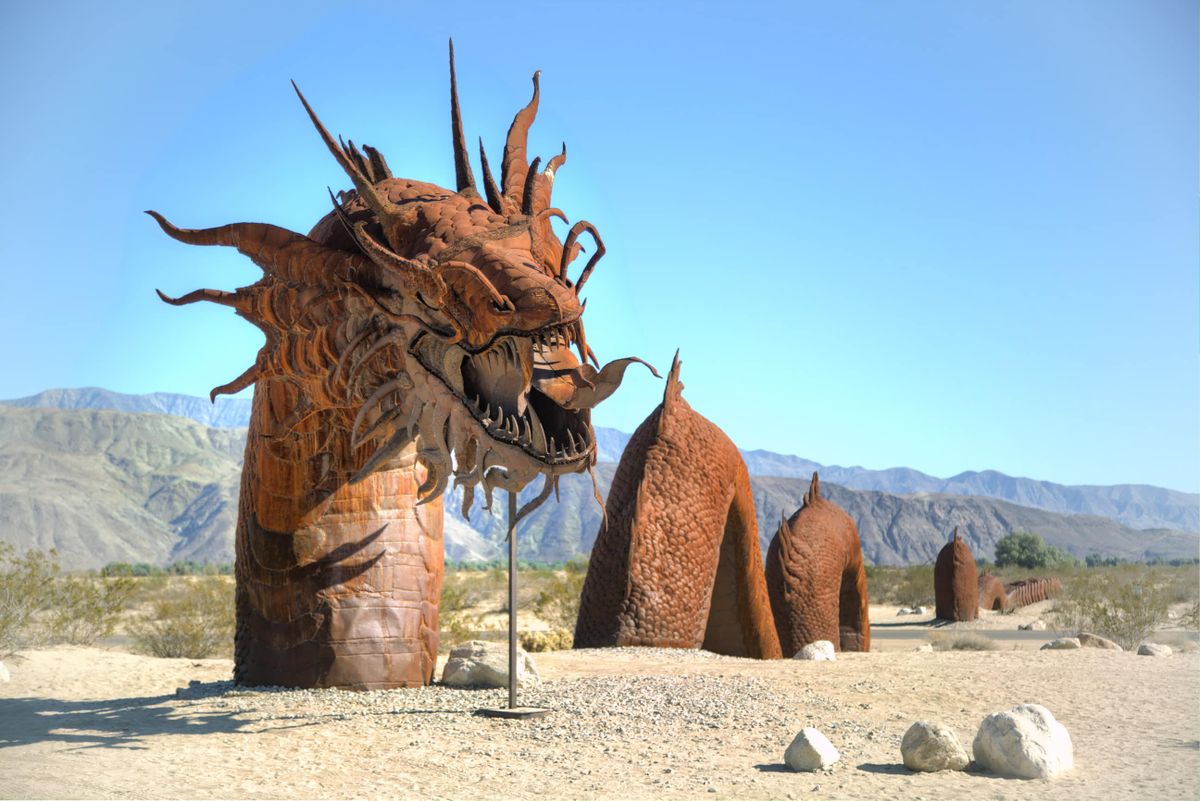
[0,681,308,751]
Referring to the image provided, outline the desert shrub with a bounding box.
[46,575,138,645]
[864,564,934,608]
[1182,600,1200,631]
[0,545,60,655]
[928,632,1000,651]
[995,530,1077,570]
[520,628,573,652]
[439,578,482,644]
[532,558,586,631]
[1052,566,1174,650]
[129,577,234,658]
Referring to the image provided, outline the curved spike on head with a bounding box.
[952,525,961,542]
[360,143,391,182]
[448,40,478,196]
[561,220,605,295]
[345,214,448,308]
[501,71,540,208]
[291,81,402,235]
[545,142,567,181]
[478,137,504,214]
[521,156,542,215]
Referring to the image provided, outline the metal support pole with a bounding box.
[507,489,518,709]
[475,487,548,720]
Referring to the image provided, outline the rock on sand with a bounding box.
[973,704,1073,779]
[441,640,540,688]
[794,641,836,661]
[901,721,970,772]
[784,727,839,771]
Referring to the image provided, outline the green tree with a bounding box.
[994,530,1076,569]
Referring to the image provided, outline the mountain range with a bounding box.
[7,387,1195,531]
[0,388,1195,569]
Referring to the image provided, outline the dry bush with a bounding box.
[928,632,1001,651]
[0,545,59,655]
[531,559,587,631]
[1051,566,1177,650]
[438,577,483,644]
[866,564,935,608]
[519,628,573,652]
[129,577,234,658]
[47,575,138,645]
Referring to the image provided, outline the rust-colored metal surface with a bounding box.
[1004,577,1063,608]
[152,44,648,688]
[573,355,782,659]
[765,473,871,654]
[977,571,1010,611]
[934,527,979,622]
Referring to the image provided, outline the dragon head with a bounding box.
[151,42,654,516]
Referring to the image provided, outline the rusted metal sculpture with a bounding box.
[151,44,650,689]
[574,355,782,658]
[934,527,979,622]
[977,571,1009,611]
[1004,577,1063,608]
[765,473,871,654]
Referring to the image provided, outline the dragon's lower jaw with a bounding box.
[349,326,654,503]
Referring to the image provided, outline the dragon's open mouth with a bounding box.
[411,324,596,466]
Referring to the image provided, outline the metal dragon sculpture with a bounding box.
[575,359,871,658]
[150,43,652,689]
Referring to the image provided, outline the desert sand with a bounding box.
[1,607,1197,801]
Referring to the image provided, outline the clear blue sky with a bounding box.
[1,1,1195,492]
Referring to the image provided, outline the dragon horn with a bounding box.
[292,81,403,236]
[478,136,504,214]
[448,40,478,197]
[500,70,540,210]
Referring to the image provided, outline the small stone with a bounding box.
[794,640,836,661]
[973,704,1073,779]
[0,661,9,682]
[441,640,540,688]
[1040,637,1081,650]
[784,727,840,771]
[1019,620,1047,631]
[897,607,913,616]
[1077,632,1122,651]
[914,643,934,653]
[901,722,970,772]
[912,606,928,615]
[1137,643,1172,657]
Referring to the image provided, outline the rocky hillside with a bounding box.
[6,388,1194,532]
[0,403,1194,570]
[0,406,241,569]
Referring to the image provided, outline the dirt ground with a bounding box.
[1,606,1197,801]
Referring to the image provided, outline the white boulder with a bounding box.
[914,643,934,653]
[897,607,913,616]
[794,640,836,661]
[1137,643,1172,657]
[1019,620,1047,631]
[901,721,970,772]
[1077,632,1122,651]
[972,704,1073,779]
[441,640,540,688]
[784,727,839,771]
[1040,637,1081,650]
[912,606,928,615]
[0,661,9,683]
